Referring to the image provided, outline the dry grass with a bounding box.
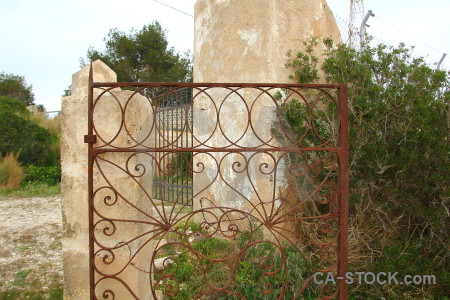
[0,153,25,189]
[28,112,61,138]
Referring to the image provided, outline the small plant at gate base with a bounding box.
[154,223,320,300]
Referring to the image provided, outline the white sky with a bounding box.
[0,0,448,113]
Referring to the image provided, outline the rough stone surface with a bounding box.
[61,91,90,300]
[71,59,117,97]
[194,0,341,83]
[61,61,154,299]
[192,0,341,229]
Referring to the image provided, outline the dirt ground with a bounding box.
[0,196,63,293]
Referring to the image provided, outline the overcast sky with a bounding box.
[1,0,448,113]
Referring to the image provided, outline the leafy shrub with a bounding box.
[155,224,318,300]
[0,153,25,189]
[28,112,61,139]
[0,96,30,116]
[25,165,61,185]
[84,21,192,83]
[0,97,59,166]
[0,72,35,105]
[283,38,449,299]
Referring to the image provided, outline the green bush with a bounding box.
[0,97,59,166]
[0,72,35,105]
[25,165,61,185]
[283,38,449,299]
[154,224,319,300]
[0,96,30,116]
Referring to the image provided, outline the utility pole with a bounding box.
[437,53,447,70]
[360,10,375,49]
[349,0,365,48]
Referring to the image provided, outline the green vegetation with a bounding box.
[28,113,61,139]
[0,72,34,105]
[0,283,63,300]
[0,96,60,167]
[25,165,61,186]
[0,94,61,196]
[83,21,192,83]
[154,224,319,299]
[0,182,60,198]
[282,38,449,299]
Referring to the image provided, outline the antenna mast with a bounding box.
[349,0,365,48]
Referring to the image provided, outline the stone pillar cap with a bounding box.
[71,59,117,97]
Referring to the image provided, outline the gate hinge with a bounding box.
[84,134,97,144]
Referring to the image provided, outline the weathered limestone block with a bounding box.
[61,60,154,299]
[71,60,117,97]
[194,0,341,83]
[192,0,341,228]
[61,93,90,299]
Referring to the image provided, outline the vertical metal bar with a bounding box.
[160,97,167,221]
[172,103,175,204]
[337,84,349,300]
[154,106,157,200]
[180,91,183,204]
[189,89,193,204]
[156,107,159,200]
[157,102,161,200]
[169,105,172,203]
[180,92,184,205]
[153,108,156,200]
[163,103,166,202]
[158,101,161,201]
[155,115,158,200]
[156,108,158,200]
[185,93,188,205]
[159,103,163,201]
[184,91,187,204]
[87,64,95,300]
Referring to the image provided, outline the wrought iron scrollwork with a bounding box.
[88,83,349,299]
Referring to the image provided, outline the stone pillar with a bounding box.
[61,60,112,299]
[194,0,341,84]
[61,60,154,299]
[192,0,341,222]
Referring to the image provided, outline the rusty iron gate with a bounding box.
[86,72,349,299]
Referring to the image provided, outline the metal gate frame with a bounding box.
[86,68,348,299]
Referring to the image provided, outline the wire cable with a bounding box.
[373,15,441,55]
[151,0,193,18]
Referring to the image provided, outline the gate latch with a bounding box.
[84,135,97,144]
